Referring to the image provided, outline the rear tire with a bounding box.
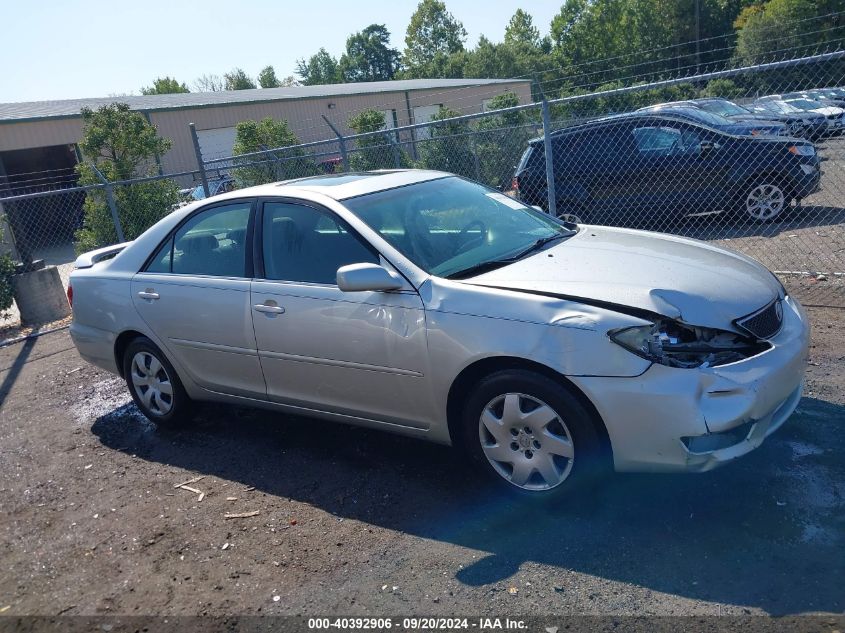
[460,369,608,500]
[122,336,192,427]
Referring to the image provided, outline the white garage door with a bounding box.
[197,127,237,161]
[412,104,443,140]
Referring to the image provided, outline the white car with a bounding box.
[68,171,809,498]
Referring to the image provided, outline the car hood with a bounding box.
[465,226,780,331]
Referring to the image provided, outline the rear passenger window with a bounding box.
[170,202,251,277]
[262,202,377,284]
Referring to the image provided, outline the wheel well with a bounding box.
[741,171,797,200]
[113,330,146,378]
[446,356,612,462]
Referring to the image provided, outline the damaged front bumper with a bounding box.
[569,295,810,473]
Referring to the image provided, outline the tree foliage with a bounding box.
[403,0,467,78]
[296,49,342,85]
[735,0,819,64]
[141,76,189,95]
[224,68,257,90]
[232,118,318,186]
[340,25,401,82]
[347,109,410,170]
[416,106,475,179]
[475,92,531,189]
[258,65,282,88]
[74,104,179,253]
[0,221,14,316]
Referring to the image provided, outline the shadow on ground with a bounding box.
[92,396,844,615]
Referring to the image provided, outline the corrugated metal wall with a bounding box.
[0,81,533,176]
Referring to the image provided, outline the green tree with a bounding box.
[504,8,542,48]
[475,92,530,189]
[232,118,317,187]
[403,0,467,77]
[74,103,179,253]
[140,76,189,95]
[296,48,342,85]
[0,221,14,318]
[348,109,410,170]
[735,0,819,64]
[416,106,476,179]
[224,67,257,90]
[463,36,521,79]
[340,25,401,82]
[258,65,282,88]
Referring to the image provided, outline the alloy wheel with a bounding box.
[478,392,575,491]
[130,351,174,416]
[745,183,785,221]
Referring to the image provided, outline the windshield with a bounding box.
[786,99,822,110]
[661,107,729,127]
[699,100,749,116]
[755,100,800,114]
[343,176,574,278]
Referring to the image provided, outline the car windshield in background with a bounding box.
[786,98,825,110]
[701,100,749,116]
[757,101,801,114]
[343,176,574,279]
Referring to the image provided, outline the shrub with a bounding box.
[348,109,410,171]
[232,118,318,187]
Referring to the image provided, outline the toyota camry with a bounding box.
[68,170,809,498]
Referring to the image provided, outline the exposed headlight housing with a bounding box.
[788,144,816,156]
[608,319,769,369]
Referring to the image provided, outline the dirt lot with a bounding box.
[1,308,844,617]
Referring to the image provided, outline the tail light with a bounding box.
[66,283,73,309]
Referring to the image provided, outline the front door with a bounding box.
[131,199,266,398]
[250,200,431,429]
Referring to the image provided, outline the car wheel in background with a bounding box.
[122,336,192,426]
[740,180,788,222]
[460,369,607,499]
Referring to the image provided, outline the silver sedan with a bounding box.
[68,170,809,498]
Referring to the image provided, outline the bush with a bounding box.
[416,106,477,179]
[348,109,410,171]
[232,118,318,187]
[700,78,744,99]
[0,222,14,318]
[74,104,180,253]
[475,92,532,189]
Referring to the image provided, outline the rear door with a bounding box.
[131,199,266,398]
[250,199,431,428]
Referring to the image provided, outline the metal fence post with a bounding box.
[90,164,125,243]
[322,116,349,173]
[541,99,557,217]
[189,123,210,198]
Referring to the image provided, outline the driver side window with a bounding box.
[632,127,682,156]
[262,202,378,284]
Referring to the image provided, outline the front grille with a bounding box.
[735,299,784,339]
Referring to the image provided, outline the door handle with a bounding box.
[137,290,160,301]
[253,303,285,315]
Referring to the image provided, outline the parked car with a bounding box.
[748,99,829,139]
[636,104,787,137]
[781,91,845,109]
[190,174,236,201]
[67,170,809,498]
[513,113,820,224]
[755,96,844,135]
[686,98,825,140]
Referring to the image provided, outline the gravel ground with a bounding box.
[0,308,843,618]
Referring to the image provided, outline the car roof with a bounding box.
[209,169,451,202]
[528,112,715,144]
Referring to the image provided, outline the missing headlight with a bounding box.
[609,319,770,369]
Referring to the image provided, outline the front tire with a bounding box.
[460,370,607,499]
[123,337,192,426]
[738,180,788,222]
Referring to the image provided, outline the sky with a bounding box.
[2,1,562,103]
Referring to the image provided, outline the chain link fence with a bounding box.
[1,51,844,328]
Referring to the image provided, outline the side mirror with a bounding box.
[336,263,404,292]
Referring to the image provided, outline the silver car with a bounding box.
[68,170,809,498]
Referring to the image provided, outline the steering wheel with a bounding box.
[456,220,488,254]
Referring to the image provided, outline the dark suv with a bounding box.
[513,113,820,223]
